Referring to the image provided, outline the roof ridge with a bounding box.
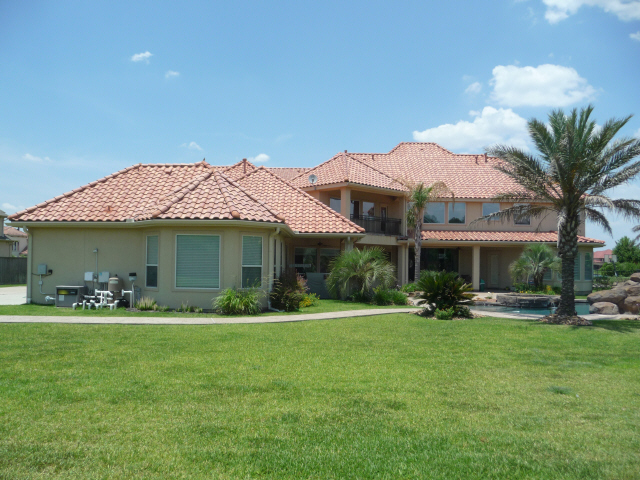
[218,171,285,221]
[288,152,342,182]
[345,153,407,188]
[238,166,364,232]
[211,172,243,219]
[149,170,213,219]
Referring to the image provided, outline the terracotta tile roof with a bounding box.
[236,167,365,234]
[420,230,605,244]
[290,152,407,191]
[221,159,257,180]
[8,161,283,224]
[267,167,310,181]
[294,142,526,199]
[20,246,28,255]
[4,226,27,238]
[593,249,612,260]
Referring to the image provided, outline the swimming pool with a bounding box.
[472,302,590,316]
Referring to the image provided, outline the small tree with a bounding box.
[612,236,640,264]
[326,247,396,300]
[404,181,450,282]
[509,243,561,290]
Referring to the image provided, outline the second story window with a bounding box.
[482,203,500,218]
[448,203,466,224]
[330,197,341,213]
[363,201,375,218]
[514,203,531,225]
[424,202,445,224]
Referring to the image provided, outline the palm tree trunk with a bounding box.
[414,211,423,282]
[557,216,578,316]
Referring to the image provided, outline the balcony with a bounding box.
[350,214,402,236]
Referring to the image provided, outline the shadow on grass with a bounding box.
[587,319,640,333]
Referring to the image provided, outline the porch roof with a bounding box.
[420,230,605,245]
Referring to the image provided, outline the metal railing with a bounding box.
[350,214,402,235]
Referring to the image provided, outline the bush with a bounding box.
[213,288,263,315]
[326,247,396,299]
[136,296,157,311]
[153,304,170,312]
[416,271,474,316]
[400,283,418,294]
[350,291,371,303]
[299,293,320,308]
[391,290,408,305]
[434,307,455,320]
[270,271,308,312]
[372,287,394,306]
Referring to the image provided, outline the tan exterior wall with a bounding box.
[0,241,11,257]
[27,224,287,309]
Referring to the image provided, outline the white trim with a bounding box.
[174,233,221,290]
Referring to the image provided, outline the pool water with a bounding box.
[472,302,590,316]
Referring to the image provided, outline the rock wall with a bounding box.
[587,272,640,314]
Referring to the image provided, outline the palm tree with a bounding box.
[326,246,396,300]
[405,181,450,282]
[509,243,561,290]
[483,106,640,318]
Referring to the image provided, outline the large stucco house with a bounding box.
[9,142,605,307]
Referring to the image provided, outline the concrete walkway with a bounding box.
[0,307,422,325]
[0,286,26,305]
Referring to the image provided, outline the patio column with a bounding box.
[340,186,351,220]
[472,245,480,291]
[398,244,408,285]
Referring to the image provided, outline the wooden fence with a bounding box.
[0,257,27,284]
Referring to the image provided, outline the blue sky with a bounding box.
[1,0,639,248]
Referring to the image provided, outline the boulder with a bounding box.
[587,289,626,306]
[589,302,619,315]
[622,284,640,297]
[623,296,640,314]
[629,272,640,283]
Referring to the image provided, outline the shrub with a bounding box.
[391,290,408,305]
[400,283,418,294]
[350,291,371,303]
[178,301,194,313]
[299,293,320,308]
[434,307,455,320]
[136,296,157,311]
[213,288,263,315]
[416,270,474,317]
[326,247,396,299]
[153,304,170,312]
[270,270,308,312]
[372,287,394,306]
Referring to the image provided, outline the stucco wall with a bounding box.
[27,224,286,309]
[0,241,11,258]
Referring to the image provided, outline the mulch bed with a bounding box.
[539,314,592,326]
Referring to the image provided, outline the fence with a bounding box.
[0,257,27,284]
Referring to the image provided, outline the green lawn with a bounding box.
[0,283,26,288]
[1,315,639,479]
[0,300,415,317]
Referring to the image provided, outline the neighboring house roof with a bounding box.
[236,167,364,234]
[293,142,526,199]
[4,226,28,238]
[266,167,310,181]
[20,246,28,255]
[420,230,604,245]
[593,249,612,260]
[290,151,407,192]
[8,160,363,235]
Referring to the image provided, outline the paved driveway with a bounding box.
[0,286,27,305]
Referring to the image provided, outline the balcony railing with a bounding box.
[350,214,402,236]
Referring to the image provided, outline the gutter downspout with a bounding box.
[25,227,32,304]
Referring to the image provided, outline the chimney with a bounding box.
[484,153,488,163]
[242,158,247,173]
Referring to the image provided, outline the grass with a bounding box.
[0,284,26,288]
[0,315,639,479]
[0,299,416,318]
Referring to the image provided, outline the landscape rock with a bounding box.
[629,272,640,283]
[587,289,626,306]
[622,284,640,297]
[589,302,619,315]
[539,314,592,326]
[623,296,640,314]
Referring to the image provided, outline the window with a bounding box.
[584,252,593,281]
[514,203,531,225]
[146,235,158,288]
[242,236,263,288]
[294,247,317,275]
[363,201,375,217]
[319,248,340,273]
[330,197,341,213]
[482,203,500,217]
[176,235,220,288]
[448,202,466,224]
[574,254,581,280]
[424,202,445,224]
[543,268,552,281]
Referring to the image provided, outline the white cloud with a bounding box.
[165,70,180,79]
[412,107,530,153]
[490,64,596,107]
[464,82,482,95]
[1,202,25,214]
[131,51,153,63]
[631,31,640,41]
[180,141,202,151]
[22,153,51,163]
[542,0,640,24]
[249,153,270,163]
